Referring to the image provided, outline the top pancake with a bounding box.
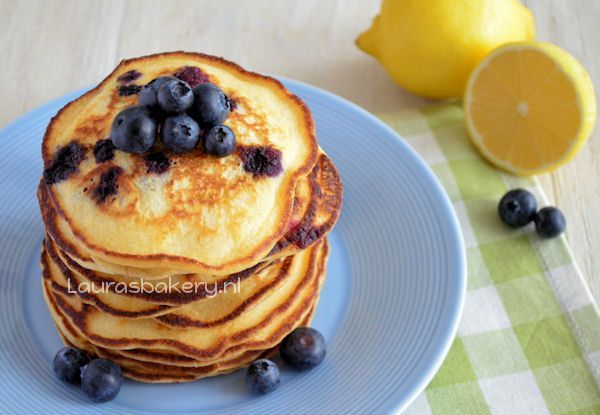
[41,52,318,276]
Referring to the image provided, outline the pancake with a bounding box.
[43,261,322,370]
[39,150,342,280]
[41,52,318,277]
[46,275,317,382]
[43,235,319,321]
[101,303,316,382]
[43,239,327,362]
[43,244,174,318]
[45,242,323,362]
[153,239,327,329]
[45,236,273,307]
[45,281,313,383]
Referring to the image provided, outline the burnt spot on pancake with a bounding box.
[118,84,142,96]
[285,223,327,249]
[236,145,283,177]
[93,139,115,163]
[145,152,170,174]
[43,141,87,185]
[271,222,327,254]
[92,166,123,203]
[117,70,142,84]
[174,66,210,87]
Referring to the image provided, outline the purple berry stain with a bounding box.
[118,84,142,96]
[43,141,87,184]
[145,152,170,174]
[117,70,142,84]
[174,66,210,87]
[92,167,123,203]
[237,145,283,177]
[93,139,115,163]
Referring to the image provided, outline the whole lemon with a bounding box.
[356,0,535,99]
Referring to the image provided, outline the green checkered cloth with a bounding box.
[378,103,600,414]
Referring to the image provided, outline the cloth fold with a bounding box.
[378,103,600,414]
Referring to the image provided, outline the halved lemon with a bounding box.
[465,41,596,175]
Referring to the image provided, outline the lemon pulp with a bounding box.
[465,42,596,175]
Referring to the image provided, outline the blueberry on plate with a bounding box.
[110,107,157,153]
[160,114,201,153]
[534,206,566,238]
[190,83,231,126]
[498,189,537,227]
[202,125,236,157]
[280,327,326,370]
[53,347,90,385]
[157,79,194,114]
[246,359,280,394]
[138,76,178,109]
[80,358,123,403]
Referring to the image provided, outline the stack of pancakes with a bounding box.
[37,52,342,382]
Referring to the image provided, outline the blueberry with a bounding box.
[245,359,280,394]
[202,125,236,157]
[190,83,230,126]
[138,76,178,109]
[498,189,537,227]
[160,114,200,153]
[535,207,566,238]
[157,79,194,114]
[280,327,326,370]
[80,358,123,403]
[52,347,90,385]
[110,107,156,153]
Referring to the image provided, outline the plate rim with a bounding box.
[280,77,467,413]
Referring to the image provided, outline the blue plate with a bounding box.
[0,79,465,414]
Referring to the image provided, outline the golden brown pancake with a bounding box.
[43,240,328,362]
[45,280,316,382]
[42,235,321,322]
[41,52,318,277]
[43,240,174,318]
[44,236,273,309]
[47,277,317,382]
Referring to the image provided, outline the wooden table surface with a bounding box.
[2,0,599,303]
